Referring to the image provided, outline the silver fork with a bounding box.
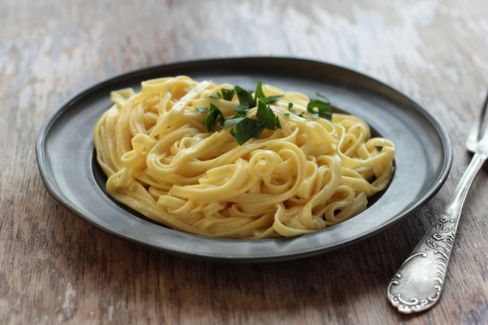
[387,93,488,313]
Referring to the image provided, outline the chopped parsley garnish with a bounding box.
[200,82,333,144]
[209,92,222,100]
[255,81,266,100]
[307,99,332,120]
[228,100,281,144]
[255,81,283,104]
[231,118,265,145]
[257,100,280,130]
[261,95,283,105]
[234,86,255,112]
[307,92,332,120]
[205,104,225,131]
[223,116,245,128]
[221,88,235,101]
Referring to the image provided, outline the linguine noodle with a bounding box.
[93,76,395,238]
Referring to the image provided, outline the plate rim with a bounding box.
[36,56,453,262]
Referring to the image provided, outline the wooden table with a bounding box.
[2,1,488,324]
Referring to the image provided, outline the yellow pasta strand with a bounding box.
[93,76,395,238]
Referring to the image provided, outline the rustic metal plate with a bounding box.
[36,57,452,262]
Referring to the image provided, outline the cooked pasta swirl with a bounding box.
[93,76,395,238]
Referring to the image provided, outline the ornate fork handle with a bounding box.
[387,153,487,313]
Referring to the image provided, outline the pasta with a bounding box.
[93,76,395,238]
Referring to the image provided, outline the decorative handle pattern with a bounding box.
[387,153,487,313]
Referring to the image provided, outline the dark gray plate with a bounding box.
[36,57,452,262]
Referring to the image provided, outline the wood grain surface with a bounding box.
[1,0,488,324]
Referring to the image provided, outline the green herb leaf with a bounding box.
[255,81,265,99]
[194,106,208,113]
[209,92,222,100]
[234,86,256,112]
[223,117,245,128]
[261,95,284,105]
[275,115,281,128]
[255,81,283,104]
[233,110,247,118]
[205,104,225,132]
[221,88,235,101]
[257,100,280,130]
[203,83,333,145]
[307,99,332,120]
[231,118,265,145]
